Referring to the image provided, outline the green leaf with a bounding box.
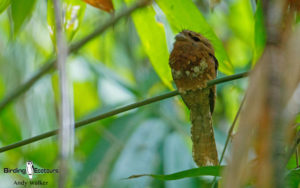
[228,0,254,45]
[11,0,37,35]
[125,1,172,89]
[296,13,300,24]
[73,82,100,118]
[0,0,10,14]
[226,0,254,68]
[156,0,234,75]
[128,166,224,180]
[0,106,22,144]
[0,75,5,99]
[47,0,86,46]
[285,168,300,188]
[253,0,266,64]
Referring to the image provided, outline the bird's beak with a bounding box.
[175,33,186,41]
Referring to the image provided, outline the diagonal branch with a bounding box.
[0,0,150,112]
[0,71,249,153]
[219,94,247,164]
[0,59,55,111]
[211,93,247,186]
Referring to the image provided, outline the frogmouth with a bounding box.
[169,30,219,166]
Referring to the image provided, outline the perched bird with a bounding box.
[169,30,219,166]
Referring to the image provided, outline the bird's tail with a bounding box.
[190,106,219,166]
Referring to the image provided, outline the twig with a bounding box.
[68,0,151,53]
[0,71,249,153]
[0,59,55,111]
[0,0,150,112]
[219,94,247,164]
[211,93,247,187]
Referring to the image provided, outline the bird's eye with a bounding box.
[188,33,200,42]
[191,36,200,42]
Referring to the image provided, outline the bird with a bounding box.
[26,161,34,179]
[169,30,219,166]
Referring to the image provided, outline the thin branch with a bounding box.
[219,94,247,164]
[69,0,151,53]
[0,71,249,153]
[0,59,55,111]
[0,0,150,112]
[211,93,247,187]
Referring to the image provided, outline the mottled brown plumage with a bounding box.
[169,30,219,166]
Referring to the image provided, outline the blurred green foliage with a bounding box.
[125,0,172,88]
[0,0,297,187]
[0,0,10,14]
[48,0,86,45]
[11,0,37,35]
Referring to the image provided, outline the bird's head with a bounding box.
[174,30,215,54]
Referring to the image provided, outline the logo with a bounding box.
[26,161,34,179]
[3,161,59,186]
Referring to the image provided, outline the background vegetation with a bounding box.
[0,0,299,187]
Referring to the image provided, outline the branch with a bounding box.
[0,0,150,112]
[0,59,55,111]
[219,94,247,164]
[211,93,247,186]
[0,71,249,153]
[69,0,151,53]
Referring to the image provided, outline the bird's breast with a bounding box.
[169,42,214,92]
